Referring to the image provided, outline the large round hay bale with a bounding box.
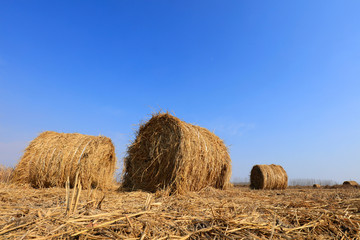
[313,184,321,188]
[250,164,288,190]
[121,113,232,194]
[343,181,359,186]
[11,131,116,189]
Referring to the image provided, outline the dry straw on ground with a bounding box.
[0,165,13,183]
[343,181,359,186]
[250,164,288,190]
[122,113,231,194]
[11,131,116,189]
[0,184,359,239]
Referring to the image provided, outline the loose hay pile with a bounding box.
[250,164,288,190]
[122,113,231,194]
[11,131,116,189]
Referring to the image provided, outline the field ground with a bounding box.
[0,183,359,239]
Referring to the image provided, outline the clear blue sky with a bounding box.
[1,1,359,183]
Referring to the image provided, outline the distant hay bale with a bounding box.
[250,164,288,190]
[343,181,359,186]
[11,131,116,189]
[313,184,321,188]
[121,113,232,194]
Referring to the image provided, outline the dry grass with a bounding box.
[11,131,116,190]
[250,164,288,190]
[0,183,359,239]
[122,113,231,194]
[0,165,13,183]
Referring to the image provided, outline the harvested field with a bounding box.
[0,183,359,239]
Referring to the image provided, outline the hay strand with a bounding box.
[250,164,288,190]
[122,113,231,194]
[0,165,13,183]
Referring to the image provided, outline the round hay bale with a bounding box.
[11,131,116,189]
[250,164,288,190]
[121,113,232,194]
[313,184,321,188]
[343,181,359,186]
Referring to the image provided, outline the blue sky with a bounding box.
[1,1,359,183]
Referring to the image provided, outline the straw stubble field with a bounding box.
[0,182,359,239]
